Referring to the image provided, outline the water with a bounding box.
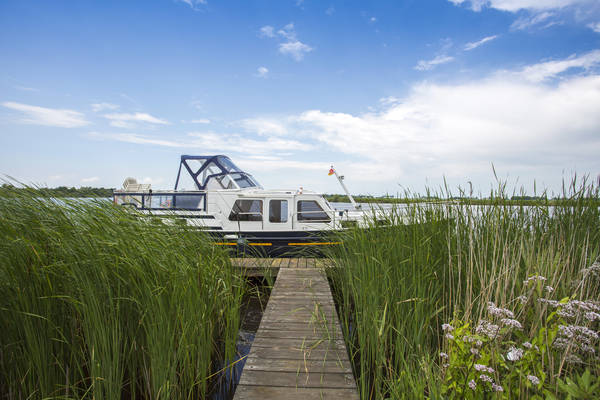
[212,279,272,400]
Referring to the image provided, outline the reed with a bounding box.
[0,186,244,399]
[326,177,600,399]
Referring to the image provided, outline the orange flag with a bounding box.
[328,167,335,176]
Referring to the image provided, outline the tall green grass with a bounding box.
[0,186,244,399]
[326,178,600,399]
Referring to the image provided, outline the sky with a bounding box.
[1,0,599,196]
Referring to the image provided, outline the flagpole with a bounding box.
[330,165,360,210]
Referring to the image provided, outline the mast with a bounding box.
[330,165,361,210]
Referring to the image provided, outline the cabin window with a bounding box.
[229,199,263,222]
[269,200,288,223]
[174,194,204,209]
[146,195,174,209]
[297,200,331,222]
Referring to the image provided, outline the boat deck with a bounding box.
[233,259,358,400]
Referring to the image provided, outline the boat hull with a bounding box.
[207,230,342,257]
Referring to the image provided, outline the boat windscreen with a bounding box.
[176,155,262,190]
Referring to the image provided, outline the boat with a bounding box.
[113,155,387,256]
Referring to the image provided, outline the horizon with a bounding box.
[1,0,599,196]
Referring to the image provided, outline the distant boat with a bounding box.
[113,155,389,255]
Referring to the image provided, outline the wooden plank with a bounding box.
[238,370,356,389]
[242,358,353,374]
[233,266,358,400]
[234,385,359,400]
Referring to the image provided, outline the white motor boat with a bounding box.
[113,155,388,255]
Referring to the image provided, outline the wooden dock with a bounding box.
[233,259,359,399]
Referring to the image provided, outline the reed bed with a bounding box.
[0,187,244,399]
[326,179,600,399]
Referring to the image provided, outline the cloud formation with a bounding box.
[512,49,600,82]
[260,22,313,61]
[89,130,312,155]
[415,55,455,71]
[464,35,499,50]
[91,102,119,112]
[1,101,89,128]
[103,112,169,128]
[256,66,269,78]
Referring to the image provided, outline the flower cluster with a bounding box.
[441,269,600,398]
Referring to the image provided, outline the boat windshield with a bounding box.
[175,155,262,190]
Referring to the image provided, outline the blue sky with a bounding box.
[1,0,599,196]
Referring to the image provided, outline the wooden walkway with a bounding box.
[230,257,332,277]
[233,259,358,399]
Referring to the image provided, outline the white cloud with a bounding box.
[464,35,499,50]
[279,40,313,61]
[256,66,269,78]
[414,55,455,71]
[188,132,312,153]
[512,49,600,82]
[294,73,600,185]
[450,1,599,31]
[511,11,557,30]
[225,53,600,190]
[449,0,591,12]
[89,130,311,155]
[103,112,168,128]
[1,101,89,128]
[14,85,38,92]
[81,176,100,183]
[260,22,314,61]
[259,25,275,38]
[89,132,181,147]
[370,17,377,23]
[177,0,207,9]
[325,6,335,15]
[190,118,211,124]
[588,22,600,32]
[91,102,119,112]
[240,117,288,135]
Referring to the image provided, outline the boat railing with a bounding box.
[113,191,208,211]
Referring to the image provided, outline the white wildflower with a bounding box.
[552,337,573,351]
[506,346,524,361]
[500,318,523,329]
[565,354,583,364]
[581,261,600,278]
[445,333,454,340]
[545,286,554,293]
[558,325,599,341]
[474,364,487,372]
[470,347,479,356]
[492,383,504,392]
[580,343,596,354]
[475,320,500,339]
[524,275,546,285]
[584,311,600,322]
[479,374,493,383]
[538,298,559,308]
[517,295,528,304]
[523,342,532,349]
[468,379,477,390]
[439,352,449,360]
[487,302,515,318]
[442,363,450,369]
[527,375,540,385]
[442,323,454,332]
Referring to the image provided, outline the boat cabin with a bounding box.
[113,155,340,232]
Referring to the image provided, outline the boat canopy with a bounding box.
[174,155,262,191]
